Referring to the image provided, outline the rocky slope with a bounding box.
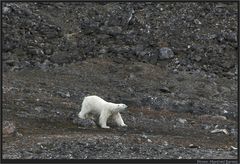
[2,2,238,78]
[2,2,238,160]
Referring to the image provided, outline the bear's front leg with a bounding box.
[99,111,110,129]
[113,113,127,127]
[78,111,87,119]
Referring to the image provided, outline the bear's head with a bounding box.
[115,103,128,112]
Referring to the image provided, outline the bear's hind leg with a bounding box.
[113,113,127,127]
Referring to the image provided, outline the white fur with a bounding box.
[78,95,128,129]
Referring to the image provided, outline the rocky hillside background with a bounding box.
[2,2,238,160]
[2,2,238,78]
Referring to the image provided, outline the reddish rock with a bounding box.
[3,121,16,136]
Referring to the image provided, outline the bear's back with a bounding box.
[83,95,108,112]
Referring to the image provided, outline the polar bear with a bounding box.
[78,95,128,129]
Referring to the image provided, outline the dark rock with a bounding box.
[148,53,159,64]
[217,34,225,43]
[194,56,202,62]
[100,26,122,36]
[3,62,10,72]
[159,87,171,93]
[96,34,111,40]
[3,41,17,52]
[39,24,62,39]
[224,71,235,78]
[136,50,158,64]
[27,48,44,56]
[132,44,145,54]
[158,47,174,60]
[72,117,97,128]
[5,60,15,66]
[222,60,234,69]
[189,144,200,148]
[170,100,195,113]
[173,69,178,74]
[224,32,237,42]
[50,52,70,64]
[44,48,53,56]
[176,76,185,81]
